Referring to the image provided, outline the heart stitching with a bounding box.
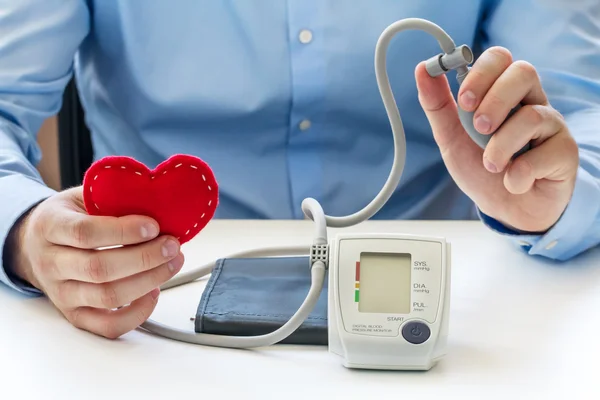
[82,154,219,245]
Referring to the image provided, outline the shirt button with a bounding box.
[545,240,558,250]
[299,119,311,131]
[298,29,313,44]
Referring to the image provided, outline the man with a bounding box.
[1,1,599,339]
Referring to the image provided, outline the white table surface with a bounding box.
[2,219,599,399]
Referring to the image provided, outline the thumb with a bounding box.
[415,62,472,155]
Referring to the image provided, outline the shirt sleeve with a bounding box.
[477,0,600,261]
[0,1,90,293]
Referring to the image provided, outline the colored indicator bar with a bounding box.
[355,261,360,302]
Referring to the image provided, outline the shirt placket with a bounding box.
[286,0,326,218]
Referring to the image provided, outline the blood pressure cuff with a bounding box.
[194,256,328,345]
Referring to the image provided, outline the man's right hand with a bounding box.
[8,186,184,339]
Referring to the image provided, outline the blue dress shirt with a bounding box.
[1,0,600,293]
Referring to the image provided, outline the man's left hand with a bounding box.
[415,46,579,233]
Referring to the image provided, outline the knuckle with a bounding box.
[551,106,566,121]
[71,218,93,247]
[484,92,506,111]
[54,281,72,306]
[118,223,125,244]
[109,220,125,245]
[140,249,154,271]
[512,60,537,79]
[560,135,579,159]
[32,213,48,240]
[514,157,533,179]
[85,254,109,282]
[99,284,120,309]
[437,118,466,156]
[65,308,83,329]
[134,308,150,327]
[546,105,565,123]
[567,136,579,154]
[485,143,506,166]
[525,105,546,126]
[99,317,121,340]
[464,68,485,87]
[150,265,169,287]
[35,251,57,276]
[44,213,68,242]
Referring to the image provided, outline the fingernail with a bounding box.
[150,288,160,300]
[483,157,498,173]
[461,91,476,109]
[168,254,184,272]
[141,223,158,239]
[162,239,179,258]
[475,114,491,133]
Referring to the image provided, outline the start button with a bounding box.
[401,321,431,344]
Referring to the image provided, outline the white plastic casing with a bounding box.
[328,233,451,370]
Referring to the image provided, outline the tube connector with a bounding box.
[310,243,329,269]
[425,44,473,77]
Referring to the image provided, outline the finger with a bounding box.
[52,236,181,283]
[66,288,160,339]
[61,252,184,309]
[503,132,579,195]
[44,209,160,249]
[483,105,564,173]
[475,61,548,135]
[457,46,514,113]
[415,61,474,154]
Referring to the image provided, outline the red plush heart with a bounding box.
[82,154,218,244]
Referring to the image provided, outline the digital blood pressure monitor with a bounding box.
[328,233,451,370]
[141,229,451,371]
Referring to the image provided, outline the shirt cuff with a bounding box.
[0,174,56,295]
[479,166,600,261]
